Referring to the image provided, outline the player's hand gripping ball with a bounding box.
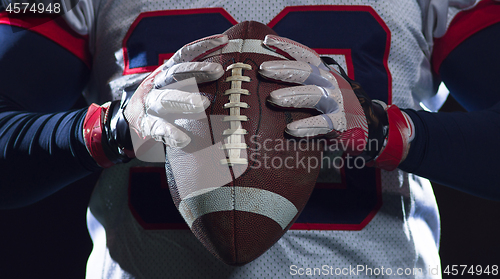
[123,35,228,149]
[260,36,414,169]
[259,35,369,155]
[84,39,229,166]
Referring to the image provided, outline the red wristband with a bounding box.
[372,105,411,171]
[83,103,114,168]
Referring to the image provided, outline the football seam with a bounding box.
[220,62,252,166]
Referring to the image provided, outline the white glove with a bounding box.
[123,34,228,150]
[259,35,368,154]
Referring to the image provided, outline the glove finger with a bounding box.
[286,111,347,138]
[285,115,333,137]
[142,116,191,148]
[269,85,341,114]
[166,34,228,67]
[147,88,210,115]
[260,60,335,87]
[263,35,322,66]
[155,62,224,88]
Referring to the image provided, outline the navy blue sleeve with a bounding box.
[399,22,500,200]
[399,106,500,199]
[0,25,100,209]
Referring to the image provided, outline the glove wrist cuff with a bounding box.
[104,100,135,160]
[83,101,135,168]
[370,105,413,171]
[83,103,115,168]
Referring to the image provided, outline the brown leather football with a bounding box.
[165,21,322,265]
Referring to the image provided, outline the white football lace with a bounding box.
[220,62,251,166]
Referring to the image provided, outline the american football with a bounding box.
[164,21,323,265]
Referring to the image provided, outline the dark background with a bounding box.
[431,96,500,278]
[0,95,499,278]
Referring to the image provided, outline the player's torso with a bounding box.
[87,0,435,108]
[86,1,441,278]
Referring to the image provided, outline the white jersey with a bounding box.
[52,0,480,278]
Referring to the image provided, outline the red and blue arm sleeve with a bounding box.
[432,0,500,112]
[0,12,100,208]
[399,0,500,199]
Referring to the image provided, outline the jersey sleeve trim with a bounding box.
[0,12,91,67]
[432,0,500,75]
